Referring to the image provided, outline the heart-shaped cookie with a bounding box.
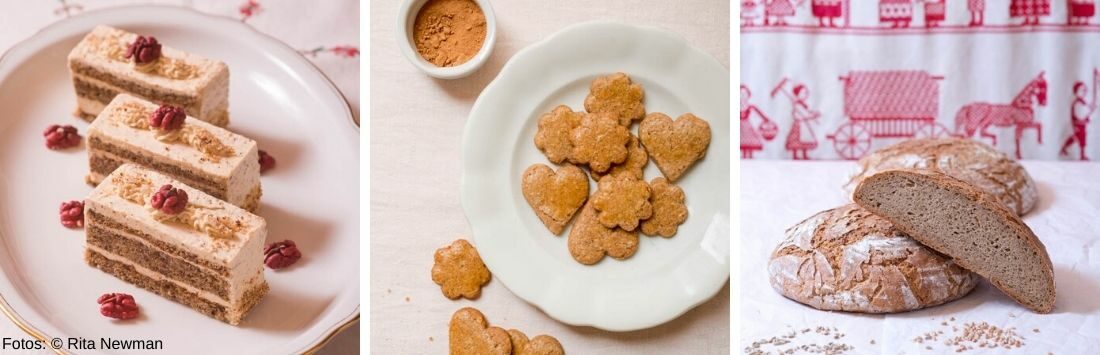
[522,163,589,235]
[508,329,565,355]
[639,112,711,182]
[450,308,511,355]
[568,201,639,265]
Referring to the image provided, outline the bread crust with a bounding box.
[768,204,977,313]
[853,169,1056,313]
[847,138,1038,216]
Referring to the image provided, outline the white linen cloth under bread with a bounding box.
[742,160,1100,354]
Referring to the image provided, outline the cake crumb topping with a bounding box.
[114,101,235,160]
[87,30,198,80]
[113,172,245,240]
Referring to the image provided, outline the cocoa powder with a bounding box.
[413,0,486,67]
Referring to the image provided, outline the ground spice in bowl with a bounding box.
[413,0,487,67]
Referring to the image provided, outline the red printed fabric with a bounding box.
[742,1,1100,161]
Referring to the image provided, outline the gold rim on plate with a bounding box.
[0,5,361,354]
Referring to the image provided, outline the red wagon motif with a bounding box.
[827,70,951,160]
[1068,0,1096,25]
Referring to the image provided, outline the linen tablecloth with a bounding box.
[0,1,359,353]
[741,160,1100,354]
[742,2,1100,162]
[369,0,729,353]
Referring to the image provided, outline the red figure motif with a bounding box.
[955,72,1047,159]
[743,0,763,27]
[969,0,986,26]
[812,0,846,27]
[880,0,914,28]
[1011,0,1051,25]
[741,85,778,159]
[772,79,821,160]
[826,71,950,160]
[1068,0,1096,25]
[765,0,803,26]
[1060,69,1097,160]
[925,0,947,27]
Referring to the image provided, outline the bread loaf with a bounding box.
[768,204,977,313]
[853,169,1056,313]
[847,138,1038,216]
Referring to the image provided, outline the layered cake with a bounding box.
[87,94,261,211]
[68,25,230,126]
[85,164,268,325]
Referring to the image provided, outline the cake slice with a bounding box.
[87,94,261,211]
[68,25,230,126]
[85,164,268,325]
[852,169,1056,313]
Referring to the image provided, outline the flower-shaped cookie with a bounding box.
[431,239,491,300]
[522,163,589,235]
[591,135,648,181]
[640,177,688,237]
[591,175,653,231]
[584,72,646,126]
[569,112,630,173]
[508,329,565,355]
[450,308,511,355]
[639,112,711,182]
[567,202,640,265]
[534,105,583,163]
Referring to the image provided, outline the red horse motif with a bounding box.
[954,72,1047,159]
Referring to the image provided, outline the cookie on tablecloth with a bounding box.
[508,329,565,355]
[431,239,491,300]
[450,307,511,355]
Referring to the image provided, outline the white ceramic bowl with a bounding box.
[396,0,497,79]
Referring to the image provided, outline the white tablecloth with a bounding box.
[369,0,729,353]
[0,1,359,353]
[741,160,1100,354]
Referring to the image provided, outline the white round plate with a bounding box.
[0,6,358,354]
[461,21,730,332]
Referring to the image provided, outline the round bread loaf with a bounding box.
[768,204,978,313]
[846,138,1038,216]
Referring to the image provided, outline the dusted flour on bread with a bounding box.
[847,138,1037,216]
[769,204,977,313]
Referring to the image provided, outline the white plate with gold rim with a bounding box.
[461,21,730,332]
[0,6,358,354]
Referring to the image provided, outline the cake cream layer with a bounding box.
[87,211,232,300]
[86,248,268,325]
[86,164,267,308]
[68,25,229,126]
[87,94,260,210]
